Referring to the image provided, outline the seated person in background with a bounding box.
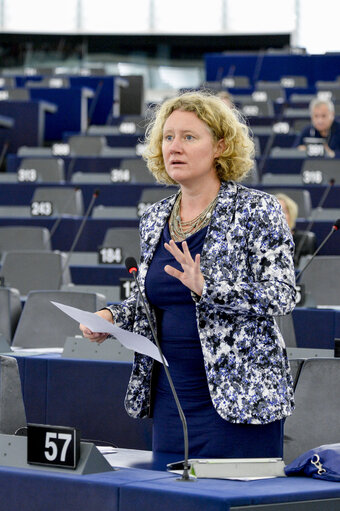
[276,193,316,266]
[295,97,340,158]
[216,90,234,108]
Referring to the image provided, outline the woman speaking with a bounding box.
[80,91,296,461]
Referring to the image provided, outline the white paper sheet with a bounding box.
[51,301,166,365]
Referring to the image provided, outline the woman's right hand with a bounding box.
[79,309,114,344]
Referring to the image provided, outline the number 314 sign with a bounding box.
[27,424,80,469]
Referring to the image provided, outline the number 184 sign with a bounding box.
[27,424,80,469]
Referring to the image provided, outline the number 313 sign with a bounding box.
[27,424,80,469]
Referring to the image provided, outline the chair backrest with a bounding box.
[280,76,308,88]
[26,76,70,88]
[61,283,121,303]
[17,146,52,157]
[284,358,340,464]
[301,159,340,185]
[309,208,340,221]
[71,172,111,184]
[0,288,22,343]
[283,107,310,118]
[275,314,297,348]
[241,161,260,186]
[267,188,312,219]
[262,173,303,185]
[293,230,316,259]
[101,227,140,263]
[299,256,340,306]
[32,187,84,216]
[18,158,65,183]
[240,100,274,117]
[221,76,250,88]
[0,77,16,88]
[254,86,285,102]
[92,206,138,219]
[0,356,26,434]
[255,80,282,88]
[138,187,178,218]
[289,93,314,104]
[119,158,155,183]
[288,358,305,388]
[68,135,106,156]
[12,290,107,348]
[0,251,71,296]
[119,75,145,116]
[0,226,51,255]
[0,88,30,101]
[139,187,178,204]
[270,147,305,158]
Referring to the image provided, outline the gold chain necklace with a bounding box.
[169,192,218,242]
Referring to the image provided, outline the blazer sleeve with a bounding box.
[106,292,137,331]
[196,193,296,317]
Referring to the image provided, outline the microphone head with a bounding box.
[93,188,100,197]
[333,219,340,230]
[125,257,138,274]
[329,178,335,186]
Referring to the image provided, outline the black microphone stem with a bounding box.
[46,187,80,246]
[87,80,104,130]
[129,270,191,481]
[66,156,78,182]
[295,179,335,263]
[0,140,9,170]
[296,226,337,284]
[58,190,99,287]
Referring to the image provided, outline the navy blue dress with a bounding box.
[145,223,283,460]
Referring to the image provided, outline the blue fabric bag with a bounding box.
[285,443,340,482]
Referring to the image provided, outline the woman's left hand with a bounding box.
[164,239,204,296]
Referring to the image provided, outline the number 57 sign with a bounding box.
[27,424,80,469]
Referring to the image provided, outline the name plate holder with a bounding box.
[168,457,286,479]
[62,336,133,362]
[0,429,113,474]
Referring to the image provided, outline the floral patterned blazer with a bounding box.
[108,180,296,425]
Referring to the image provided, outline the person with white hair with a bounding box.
[295,97,340,157]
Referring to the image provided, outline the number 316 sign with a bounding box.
[27,424,80,469]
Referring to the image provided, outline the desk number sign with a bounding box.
[27,424,80,469]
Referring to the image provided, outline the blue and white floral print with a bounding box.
[108,181,296,424]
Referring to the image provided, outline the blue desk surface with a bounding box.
[1,457,340,511]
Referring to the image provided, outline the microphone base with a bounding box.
[176,472,196,482]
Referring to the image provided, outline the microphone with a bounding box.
[125,257,192,482]
[296,218,340,284]
[58,189,100,288]
[86,80,104,130]
[66,155,78,182]
[0,140,10,170]
[294,178,335,264]
[46,187,81,245]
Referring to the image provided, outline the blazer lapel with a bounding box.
[200,181,239,274]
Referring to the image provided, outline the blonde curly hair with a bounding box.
[143,90,255,185]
